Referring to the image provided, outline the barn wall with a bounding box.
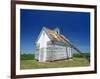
[35,48,46,62]
[35,48,39,60]
[36,31,50,62]
[37,31,50,48]
[67,47,73,58]
[35,44,73,61]
[46,45,68,61]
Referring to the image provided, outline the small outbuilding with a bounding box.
[35,27,73,62]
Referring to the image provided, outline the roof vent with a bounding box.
[54,27,60,34]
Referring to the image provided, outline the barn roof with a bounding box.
[44,27,70,44]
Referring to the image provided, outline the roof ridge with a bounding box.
[45,27,54,31]
[45,27,57,33]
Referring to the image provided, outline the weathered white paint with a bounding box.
[46,45,72,61]
[35,51,39,60]
[52,45,67,60]
[37,31,50,48]
[36,30,50,62]
[67,47,72,58]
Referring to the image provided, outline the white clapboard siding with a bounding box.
[67,47,73,58]
[53,45,67,60]
[36,30,50,62]
[46,45,70,61]
[37,31,50,48]
[35,48,39,60]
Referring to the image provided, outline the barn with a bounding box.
[35,27,73,62]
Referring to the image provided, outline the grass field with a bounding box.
[20,57,90,69]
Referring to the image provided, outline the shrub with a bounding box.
[21,54,35,60]
[73,53,90,58]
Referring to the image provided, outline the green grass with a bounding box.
[20,57,90,69]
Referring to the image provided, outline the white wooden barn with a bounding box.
[35,27,73,62]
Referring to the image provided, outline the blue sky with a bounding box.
[20,9,90,54]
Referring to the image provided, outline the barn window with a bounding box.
[43,32,45,36]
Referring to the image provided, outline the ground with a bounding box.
[20,57,90,69]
